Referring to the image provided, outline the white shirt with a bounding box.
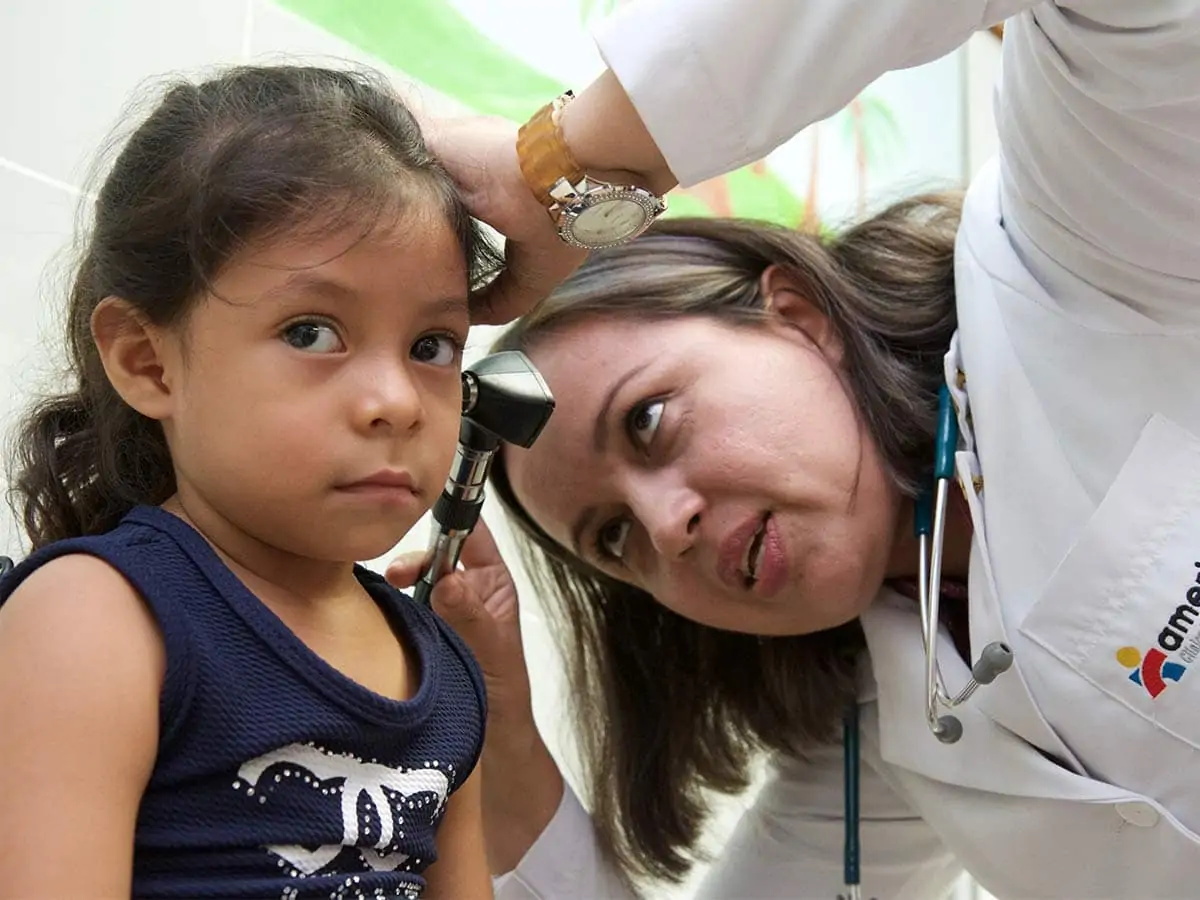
[498,1,1200,896]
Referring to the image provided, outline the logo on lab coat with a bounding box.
[1116,562,1200,698]
[1116,645,1186,698]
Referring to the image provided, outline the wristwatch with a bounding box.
[516,91,667,250]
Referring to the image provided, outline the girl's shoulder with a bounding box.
[0,513,169,667]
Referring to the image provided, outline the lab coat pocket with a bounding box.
[1020,413,1200,746]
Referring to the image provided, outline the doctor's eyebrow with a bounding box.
[591,362,651,453]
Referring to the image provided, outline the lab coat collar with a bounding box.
[947,162,1098,773]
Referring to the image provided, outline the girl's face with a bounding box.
[505,310,905,636]
[150,201,469,564]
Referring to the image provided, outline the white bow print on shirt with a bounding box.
[235,742,451,875]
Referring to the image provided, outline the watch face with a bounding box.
[569,198,649,246]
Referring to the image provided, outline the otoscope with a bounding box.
[412,350,555,606]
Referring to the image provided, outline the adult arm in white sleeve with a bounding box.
[993,1,1200,324]
[594,0,1200,319]
[433,0,1198,324]
[591,0,1038,187]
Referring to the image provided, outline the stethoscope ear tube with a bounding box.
[841,380,1017,896]
[840,704,875,900]
[920,384,1013,744]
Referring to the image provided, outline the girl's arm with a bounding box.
[423,766,494,899]
[0,554,161,898]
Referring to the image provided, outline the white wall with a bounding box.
[0,4,1002,898]
[965,30,1004,180]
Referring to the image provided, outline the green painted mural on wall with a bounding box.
[277,0,565,122]
[276,0,901,227]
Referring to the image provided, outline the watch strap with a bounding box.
[517,92,585,207]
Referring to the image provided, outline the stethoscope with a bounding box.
[838,384,1013,900]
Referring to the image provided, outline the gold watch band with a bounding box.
[516,91,584,208]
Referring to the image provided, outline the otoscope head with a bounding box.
[460,351,555,450]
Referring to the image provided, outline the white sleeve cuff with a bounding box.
[493,783,635,900]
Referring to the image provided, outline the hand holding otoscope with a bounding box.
[412,350,555,606]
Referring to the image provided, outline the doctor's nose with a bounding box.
[636,487,703,559]
[353,361,424,435]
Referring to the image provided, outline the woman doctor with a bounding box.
[387,0,1200,897]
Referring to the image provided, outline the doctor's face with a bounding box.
[504,311,905,636]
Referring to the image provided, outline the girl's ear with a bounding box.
[758,264,843,364]
[91,297,178,421]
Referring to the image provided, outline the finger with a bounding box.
[431,574,535,719]
[428,573,498,660]
[471,243,587,325]
[384,550,428,588]
[456,516,504,570]
[469,269,528,326]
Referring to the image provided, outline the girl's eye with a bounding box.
[596,518,631,561]
[628,399,665,449]
[282,321,343,353]
[411,334,462,368]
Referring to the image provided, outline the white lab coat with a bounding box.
[496,0,1200,897]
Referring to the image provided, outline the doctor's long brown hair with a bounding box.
[489,196,961,893]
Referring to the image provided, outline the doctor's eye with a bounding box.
[595,518,632,561]
[627,399,665,450]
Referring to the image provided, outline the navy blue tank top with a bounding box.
[0,506,486,899]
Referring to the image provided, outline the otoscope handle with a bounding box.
[412,489,484,606]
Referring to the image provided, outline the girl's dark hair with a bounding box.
[8,65,499,550]
[489,198,961,893]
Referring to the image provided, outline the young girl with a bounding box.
[0,65,497,900]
